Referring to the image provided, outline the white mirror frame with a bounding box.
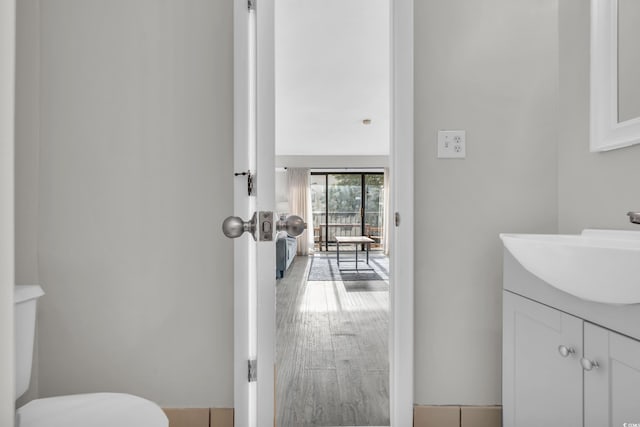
[591,0,640,151]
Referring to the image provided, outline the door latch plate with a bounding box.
[258,211,273,241]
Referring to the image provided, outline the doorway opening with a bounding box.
[232,0,414,424]
[273,0,391,422]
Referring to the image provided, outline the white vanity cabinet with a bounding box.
[503,251,640,427]
[503,292,582,427]
[583,323,640,427]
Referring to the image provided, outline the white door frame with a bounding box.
[389,0,414,425]
[233,0,414,425]
[254,0,277,424]
[0,0,16,425]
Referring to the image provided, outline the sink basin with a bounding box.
[500,229,640,304]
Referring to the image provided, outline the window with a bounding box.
[311,172,384,251]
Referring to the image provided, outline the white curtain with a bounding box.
[287,168,313,255]
[383,167,391,255]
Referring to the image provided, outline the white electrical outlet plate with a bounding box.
[437,130,466,158]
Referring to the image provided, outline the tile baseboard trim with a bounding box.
[414,405,502,427]
[163,405,499,427]
[163,408,234,427]
[211,408,234,427]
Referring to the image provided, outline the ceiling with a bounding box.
[275,0,390,156]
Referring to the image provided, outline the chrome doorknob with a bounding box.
[558,345,575,358]
[222,213,257,239]
[276,215,306,237]
[581,357,599,371]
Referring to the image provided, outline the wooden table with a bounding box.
[315,223,363,251]
[335,236,375,271]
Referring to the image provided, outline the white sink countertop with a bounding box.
[500,229,640,304]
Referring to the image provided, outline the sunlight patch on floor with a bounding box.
[298,280,388,313]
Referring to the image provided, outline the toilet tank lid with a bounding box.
[14,285,45,304]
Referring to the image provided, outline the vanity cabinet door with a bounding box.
[503,292,583,427]
[584,323,640,427]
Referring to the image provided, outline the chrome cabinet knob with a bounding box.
[558,345,576,358]
[581,357,600,371]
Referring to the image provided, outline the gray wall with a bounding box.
[414,0,559,405]
[275,155,389,169]
[15,0,40,288]
[558,0,640,233]
[33,0,233,407]
[15,0,41,406]
[12,0,588,411]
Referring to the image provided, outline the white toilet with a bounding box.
[14,285,168,427]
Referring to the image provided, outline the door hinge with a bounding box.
[395,212,400,227]
[248,0,256,11]
[248,359,257,382]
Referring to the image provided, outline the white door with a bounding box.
[232,0,414,426]
[232,0,275,426]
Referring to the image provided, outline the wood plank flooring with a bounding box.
[276,255,390,427]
